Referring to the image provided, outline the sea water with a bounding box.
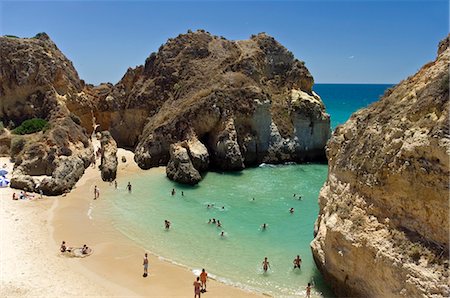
[95,84,392,297]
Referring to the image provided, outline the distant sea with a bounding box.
[314,83,393,128]
[96,84,393,297]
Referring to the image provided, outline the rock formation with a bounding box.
[310,35,449,297]
[97,30,330,183]
[1,30,329,188]
[99,131,118,181]
[1,33,94,195]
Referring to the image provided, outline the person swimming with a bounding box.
[164,220,171,230]
[217,220,222,228]
[289,207,294,214]
[171,188,176,196]
[212,218,216,224]
[261,223,267,230]
[220,231,225,237]
[207,219,212,224]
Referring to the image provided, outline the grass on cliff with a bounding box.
[12,118,50,135]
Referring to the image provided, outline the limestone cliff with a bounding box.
[96,30,330,183]
[311,36,449,297]
[1,30,330,188]
[0,33,94,195]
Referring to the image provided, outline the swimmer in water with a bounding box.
[221,206,225,210]
[261,223,267,230]
[207,219,212,224]
[217,220,222,228]
[207,204,211,209]
[262,257,270,272]
[289,207,294,214]
[164,220,171,230]
[293,255,302,269]
[171,188,176,196]
[212,218,216,224]
[220,231,225,237]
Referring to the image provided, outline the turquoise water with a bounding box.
[314,83,393,128]
[95,84,392,297]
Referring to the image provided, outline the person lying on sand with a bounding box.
[60,241,72,253]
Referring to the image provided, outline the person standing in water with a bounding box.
[289,207,294,214]
[193,276,201,298]
[293,255,302,269]
[200,268,208,292]
[127,182,132,193]
[143,253,149,277]
[306,282,313,298]
[261,223,267,230]
[262,257,270,272]
[171,188,176,196]
[114,180,117,189]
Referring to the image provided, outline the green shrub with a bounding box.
[12,118,49,135]
[4,35,19,38]
[0,121,4,130]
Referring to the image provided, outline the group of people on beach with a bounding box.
[193,268,208,297]
[12,191,42,200]
[60,241,91,255]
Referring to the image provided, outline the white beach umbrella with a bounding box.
[0,176,10,187]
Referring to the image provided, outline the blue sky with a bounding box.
[1,0,448,84]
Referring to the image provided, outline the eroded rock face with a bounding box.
[311,35,450,297]
[166,143,202,185]
[99,131,118,182]
[126,30,330,183]
[1,34,94,195]
[2,30,330,187]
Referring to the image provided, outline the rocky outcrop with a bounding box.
[166,143,202,185]
[122,30,330,183]
[2,30,329,187]
[1,33,94,195]
[310,36,449,297]
[99,131,118,181]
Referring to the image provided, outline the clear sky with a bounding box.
[1,0,448,85]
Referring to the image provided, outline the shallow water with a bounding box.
[96,164,333,296]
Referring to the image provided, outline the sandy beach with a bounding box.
[0,147,262,297]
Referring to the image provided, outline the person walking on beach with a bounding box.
[127,182,132,193]
[193,276,201,298]
[94,185,99,200]
[293,255,302,269]
[262,257,270,272]
[114,180,117,189]
[143,253,149,277]
[200,268,208,292]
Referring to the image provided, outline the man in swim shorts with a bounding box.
[200,268,208,292]
[293,255,302,269]
[143,253,149,277]
[262,257,270,272]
